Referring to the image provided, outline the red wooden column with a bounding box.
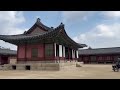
[112,55,114,63]
[72,49,74,62]
[44,43,45,61]
[53,43,55,61]
[82,56,83,62]
[0,56,1,65]
[62,45,66,62]
[74,50,76,61]
[62,45,65,62]
[64,46,66,62]
[68,47,70,61]
[96,56,98,64]
[88,55,90,64]
[71,49,73,61]
[75,50,77,62]
[17,45,19,63]
[25,43,27,63]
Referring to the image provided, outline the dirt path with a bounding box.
[0,64,119,79]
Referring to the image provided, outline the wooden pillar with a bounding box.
[25,43,27,63]
[59,45,62,62]
[112,55,114,63]
[72,49,73,60]
[54,43,56,57]
[17,45,19,63]
[59,45,62,57]
[76,50,78,58]
[89,55,91,64]
[72,49,74,61]
[54,43,56,61]
[63,46,65,59]
[73,49,75,61]
[81,56,83,62]
[96,56,98,64]
[70,48,71,62]
[74,50,76,61]
[68,47,70,61]
[75,50,78,62]
[43,43,45,61]
[0,56,1,65]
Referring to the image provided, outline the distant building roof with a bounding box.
[78,47,120,55]
[0,48,17,56]
[78,44,87,47]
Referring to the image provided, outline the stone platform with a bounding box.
[0,61,80,71]
[0,63,60,71]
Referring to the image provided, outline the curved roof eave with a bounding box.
[0,20,86,49]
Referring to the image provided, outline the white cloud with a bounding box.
[73,34,86,43]
[62,11,95,23]
[101,11,120,19]
[62,11,120,24]
[73,23,120,48]
[95,24,115,37]
[0,11,26,50]
[62,11,120,48]
[0,11,25,35]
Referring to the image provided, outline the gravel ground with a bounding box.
[0,64,119,79]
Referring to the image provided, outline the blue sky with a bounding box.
[1,11,120,50]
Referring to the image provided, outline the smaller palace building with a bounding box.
[0,18,86,64]
[78,47,120,64]
[0,48,17,65]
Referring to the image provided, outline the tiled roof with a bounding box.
[0,18,87,48]
[0,23,63,41]
[24,18,54,34]
[0,48,17,55]
[78,47,120,55]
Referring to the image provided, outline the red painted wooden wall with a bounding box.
[18,44,44,59]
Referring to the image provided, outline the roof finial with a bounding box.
[37,18,41,22]
[51,27,54,29]
[61,22,63,25]
[60,22,64,27]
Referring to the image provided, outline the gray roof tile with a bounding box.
[0,48,17,55]
[79,47,120,55]
[0,18,87,48]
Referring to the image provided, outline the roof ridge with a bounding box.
[36,19,53,30]
[79,47,120,50]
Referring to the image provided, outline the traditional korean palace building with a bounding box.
[0,18,87,64]
[78,47,120,64]
[0,48,16,65]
